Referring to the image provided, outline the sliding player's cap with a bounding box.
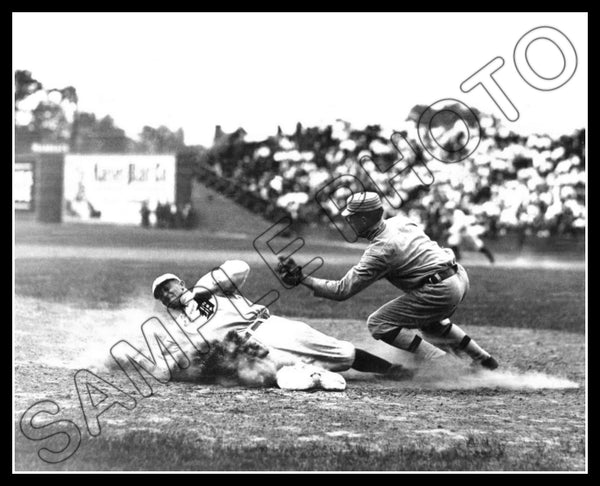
[151,273,181,299]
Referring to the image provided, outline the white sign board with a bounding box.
[63,154,176,224]
[15,161,34,210]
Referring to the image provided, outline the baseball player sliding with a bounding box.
[151,260,409,391]
[278,192,499,372]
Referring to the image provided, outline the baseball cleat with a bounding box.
[312,369,347,391]
[276,365,320,390]
[478,355,499,370]
[276,365,347,391]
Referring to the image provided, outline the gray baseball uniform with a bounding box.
[308,214,469,340]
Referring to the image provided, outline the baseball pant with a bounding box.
[252,315,356,372]
[367,264,470,340]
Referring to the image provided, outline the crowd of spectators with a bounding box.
[140,201,197,229]
[198,108,585,241]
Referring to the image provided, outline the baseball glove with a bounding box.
[276,256,304,286]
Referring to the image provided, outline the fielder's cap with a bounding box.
[152,273,181,299]
[341,192,383,217]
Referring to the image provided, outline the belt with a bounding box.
[241,308,270,338]
[421,262,459,286]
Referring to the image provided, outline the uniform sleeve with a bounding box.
[194,260,250,294]
[310,243,391,301]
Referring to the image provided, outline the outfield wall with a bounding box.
[14,153,198,225]
[63,154,177,224]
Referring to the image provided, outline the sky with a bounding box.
[13,12,587,147]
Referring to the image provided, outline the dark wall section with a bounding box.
[34,153,64,223]
[175,153,195,206]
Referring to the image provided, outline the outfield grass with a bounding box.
[14,217,585,257]
[15,257,585,333]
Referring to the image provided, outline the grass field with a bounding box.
[13,220,587,471]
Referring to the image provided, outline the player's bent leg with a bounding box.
[376,327,446,361]
[255,316,356,371]
[367,298,447,362]
[421,319,499,369]
[351,348,392,373]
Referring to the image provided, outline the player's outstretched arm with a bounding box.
[194,260,251,295]
[305,242,391,301]
[300,269,367,301]
[278,250,389,301]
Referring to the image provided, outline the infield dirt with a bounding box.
[14,222,586,471]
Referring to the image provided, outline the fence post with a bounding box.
[34,152,64,223]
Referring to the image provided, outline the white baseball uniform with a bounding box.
[164,260,355,372]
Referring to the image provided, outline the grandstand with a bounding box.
[186,105,585,249]
[16,101,585,253]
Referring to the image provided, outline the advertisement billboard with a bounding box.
[63,154,176,224]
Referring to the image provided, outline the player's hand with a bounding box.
[179,290,196,306]
[239,334,270,359]
[223,330,270,359]
[276,256,304,286]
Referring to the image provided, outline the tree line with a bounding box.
[15,70,190,154]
